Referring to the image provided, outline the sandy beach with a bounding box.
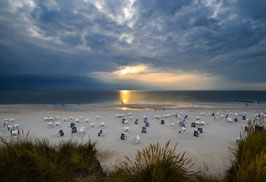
[0,104,264,177]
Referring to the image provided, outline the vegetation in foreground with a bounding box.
[0,132,103,182]
[0,116,265,182]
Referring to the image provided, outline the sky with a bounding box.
[0,0,266,91]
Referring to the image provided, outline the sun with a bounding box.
[120,65,146,75]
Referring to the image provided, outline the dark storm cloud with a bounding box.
[0,0,266,90]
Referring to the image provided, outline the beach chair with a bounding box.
[135,119,139,124]
[129,116,133,120]
[194,130,199,137]
[196,116,200,120]
[96,116,100,120]
[98,129,103,137]
[170,122,175,128]
[124,120,128,125]
[75,119,80,124]
[49,117,54,121]
[200,121,205,125]
[48,122,53,128]
[85,119,89,124]
[144,117,148,123]
[161,120,165,125]
[70,122,75,128]
[100,122,104,129]
[79,116,83,121]
[120,132,126,140]
[69,117,73,122]
[13,124,19,130]
[55,121,60,128]
[195,121,200,125]
[227,118,232,123]
[63,118,68,122]
[7,125,12,130]
[145,122,149,127]
[90,123,95,129]
[124,126,129,132]
[198,127,203,133]
[191,122,196,127]
[220,115,225,119]
[242,115,246,120]
[11,130,18,138]
[181,123,186,128]
[142,127,147,133]
[79,127,85,135]
[212,113,215,116]
[180,112,183,116]
[9,119,14,123]
[134,135,140,144]
[59,129,64,137]
[128,113,132,116]
[72,126,77,133]
[122,118,126,123]
[181,127,186,134]
[155,115,158,119]
[234,117,238,122]
[56,116,60,121]
[44,117,48,122]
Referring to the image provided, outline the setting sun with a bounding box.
[119,65,146,75]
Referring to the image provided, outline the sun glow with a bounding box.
[119,65,146,75]
[120,90,130,104]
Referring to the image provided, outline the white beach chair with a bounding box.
[124,126,129,132]
[79,127,85,135]
[170,122,176,128]
[10,119,14,123]
[195,121,200,125]
[69,116,73,122]
[75,118,80,123]
[227,118,232,123]
[55,121,60,128]
[13,124,19,130]
[124,120,128,125]
[11,130,18,138]
[200,121,205,126]
[96,116,100,120]
[100,122,105,129]
[48,121,53,128]
[133,135,140,144]
[56,116,60,121]
[181,127,186,134]
[172,113,176,117]
[128,113,132,116]
[129,116,133,120]
[85,119,90,124]
[196,116,200,120]
[49,117,54,121]
[180,112,183,116]
[116,114,121,118]
[220,115,225,119]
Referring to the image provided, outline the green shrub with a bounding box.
[226,117,266,182]
[0,133,103,182]
[108,141,197,182]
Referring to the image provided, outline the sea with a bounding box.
[0,90,266,109]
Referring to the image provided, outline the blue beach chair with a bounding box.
[144,117,148,123]
[135,119,139,124]
[122,118,126,124]
[72,126,77,133]
[191,122,196,127]
[98,129,103,137]
[181,123,186,128]
[120,133,126,140]
[161,120,165,125]
[194,130,199,137]
[70,122,75,128]
[234,117,238,122]
[242,115,246,120]
[198,127,203,133]
[59,129,64,137]
[145,122,149,127]
[142,127,147,133]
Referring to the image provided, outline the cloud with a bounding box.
[0,0,266,90]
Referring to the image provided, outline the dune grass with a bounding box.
[225,117,266,182]
[0,132,103,182]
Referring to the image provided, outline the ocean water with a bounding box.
[0,91,266,108]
